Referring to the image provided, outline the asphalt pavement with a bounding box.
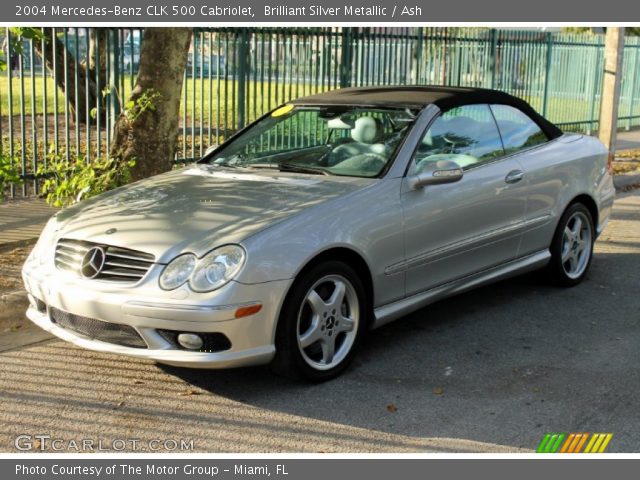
[0,191,639,453]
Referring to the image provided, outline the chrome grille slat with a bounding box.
[56,251,84,262]
[55,257,77,269]
[99,270,144,278]
[54,238,155,283]
[106,252,154,263]
[104,261,149,271]
[57,242,90,253]
[107,249,154,262]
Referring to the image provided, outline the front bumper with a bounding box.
[22,256,292,369]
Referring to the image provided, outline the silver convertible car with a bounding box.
[23,86,615,381]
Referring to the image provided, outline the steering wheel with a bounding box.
[326,143,359,165]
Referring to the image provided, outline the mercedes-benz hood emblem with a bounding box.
[80,247,106,279]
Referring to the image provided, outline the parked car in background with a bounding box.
[22,86,615,381]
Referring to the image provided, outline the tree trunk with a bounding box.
[88,28,108,87]
[109,28,192,181]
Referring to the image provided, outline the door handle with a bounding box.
[505,170,524,184]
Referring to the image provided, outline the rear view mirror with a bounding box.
[408,159,464,189]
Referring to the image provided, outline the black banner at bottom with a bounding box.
[3,459,639,480]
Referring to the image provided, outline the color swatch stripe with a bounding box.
[538,433,612,453]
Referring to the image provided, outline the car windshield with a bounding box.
[201,105,417,178]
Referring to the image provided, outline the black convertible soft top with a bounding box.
[291,85,563,140]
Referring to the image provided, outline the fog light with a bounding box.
[177,333,204,350]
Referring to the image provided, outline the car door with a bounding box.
[399,104,528,297]
[489,104,560,257]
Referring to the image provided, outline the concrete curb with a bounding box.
[614,171,640,191]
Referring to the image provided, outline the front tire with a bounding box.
[271,261,368,382]
[547,203,595,287]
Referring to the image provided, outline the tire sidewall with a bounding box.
[273,260,369,381]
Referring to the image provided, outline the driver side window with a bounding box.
[414,104,505,171]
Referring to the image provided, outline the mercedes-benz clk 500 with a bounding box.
[23,86,614,381]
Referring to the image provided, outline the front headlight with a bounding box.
[159,254,197,290]
[189,245,246,292]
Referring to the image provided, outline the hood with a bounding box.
[55,165,374,263]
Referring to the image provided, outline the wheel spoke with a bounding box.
[306,289,326,316]
[337,315,355,333]
[320,337,336,364]
[328,280,346,310]
[299,318,322,348]
[564,226,573,243]
[568,254,578,272]
[571,217,583,236]
[561,244,572,262]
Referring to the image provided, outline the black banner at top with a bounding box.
[1,0,638,23]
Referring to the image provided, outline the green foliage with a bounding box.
[89,86,161,123]
[0,154,23,202]
[10,27,46,45]
[38,155,135,208]
[125,89,161,123]
[1,28,46,71]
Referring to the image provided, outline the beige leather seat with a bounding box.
[328,117,388,172]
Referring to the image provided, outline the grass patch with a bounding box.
[0,74,325,123]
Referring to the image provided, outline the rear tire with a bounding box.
[270,261,368,382]
[546,203,595,287]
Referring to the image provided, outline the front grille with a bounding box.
[49,307,147,348]
[157,329,232,353]
[55,238,155,283]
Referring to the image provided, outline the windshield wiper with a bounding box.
[278,163,331,176]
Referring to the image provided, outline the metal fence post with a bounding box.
[489,28,498,89]
[6,28,15,197]
[108,28,120,134]
[339,27,353,88]
[236,29,250,130]
[542,32,553,118]
[626,43,639,131]
[413,27,424,84]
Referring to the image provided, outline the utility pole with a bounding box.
[598,27,625,168]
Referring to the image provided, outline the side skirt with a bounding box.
[372,250,551,329]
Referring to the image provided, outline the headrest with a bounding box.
[327,117,354,129]
[351,117,383,144]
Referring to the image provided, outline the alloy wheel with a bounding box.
[296,274,360,371]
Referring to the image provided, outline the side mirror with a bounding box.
[408,159,464,189]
